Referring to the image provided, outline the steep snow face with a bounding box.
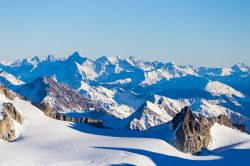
[205,81,245,98]
[76,60,98,81]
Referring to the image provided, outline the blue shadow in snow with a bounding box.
[68,122,250,166]
[68,122,164,139]
[94,146,250,166]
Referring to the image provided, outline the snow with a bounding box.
[134,95,248,129]
[106,78,132,85]
[209,123,250,150]
[141,68,173,85]
[0,71,24,85]
[205,81,245,98]
[79,82,137,119]
[231,63,249,73]
[221,68,232,76]
[129,101,173,130]
[0,94,249,165]
[1,53,250,165]
[76,60,98,80]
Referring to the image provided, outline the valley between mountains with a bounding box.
[0,52,250,165]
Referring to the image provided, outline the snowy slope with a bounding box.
[1,94,250,165]
[205,81,245,98]
[209,123,250,150]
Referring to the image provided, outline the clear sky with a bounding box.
[0,0,249,67]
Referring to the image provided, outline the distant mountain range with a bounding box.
[0,52,249,131]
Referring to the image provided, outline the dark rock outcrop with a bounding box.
[0,103,23,141]
[171,106,249,154]
[214,115,248,133]
[172,106,213,153]
[34,101,103,128]
[15,77,105,128]
[0,84,18,100]
[3,103,23,124]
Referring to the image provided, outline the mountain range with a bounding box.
[0,52,250,165]
[0,52,249,129]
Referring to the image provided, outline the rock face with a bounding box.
[34,101,103,128]
[16,77,105,127]
[215,115,248,133]
[0,103,23,141]
[0,84,18,100]
[172,106,213,153]
[171,106,248,154]
[2,103,23,124]
[16,76,101,113]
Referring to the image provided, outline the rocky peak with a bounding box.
[171,106,249,154]
[67,51,86,64]
[16,76,104,117]
[41,76,57,85]
[171,106,214,153]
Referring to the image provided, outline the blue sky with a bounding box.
[0,0,249,67]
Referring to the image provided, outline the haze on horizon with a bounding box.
[0,0,249,67]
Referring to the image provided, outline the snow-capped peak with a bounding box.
[231,63,249,73]
[107,54,122,65]
[95,54,122,65]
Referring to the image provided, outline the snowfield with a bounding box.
[1,95,250,166]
